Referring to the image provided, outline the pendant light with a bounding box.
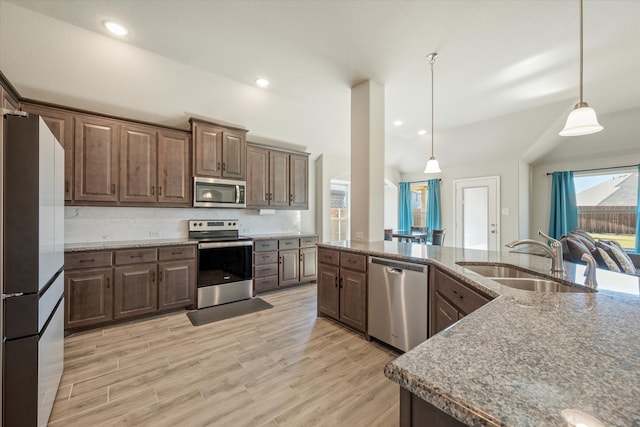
[559,0,603,136]
[424,52,441,174]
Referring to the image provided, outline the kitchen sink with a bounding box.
[458,263,541,279]
[491,277,587,293]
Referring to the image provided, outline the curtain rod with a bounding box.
[405,179,442,184]
[546,164,638,176]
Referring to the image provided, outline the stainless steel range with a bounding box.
[188,220,253,309]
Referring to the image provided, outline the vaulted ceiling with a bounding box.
[2,0,639,173]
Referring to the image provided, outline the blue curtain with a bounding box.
[635,165,640,253]
[398,182,413,232]
[548,171,578,240]
[426,179,441,232]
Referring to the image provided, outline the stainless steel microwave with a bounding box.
[193,177,246,208]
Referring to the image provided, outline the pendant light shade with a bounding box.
[560,0,603,137]
[424,52,441,174]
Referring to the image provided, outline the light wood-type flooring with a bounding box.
[49,283,400,426]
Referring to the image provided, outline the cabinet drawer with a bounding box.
[300,236,318,248]
[255,264,279,278]
[340,252,367,272]
[115,248,158,265]
[434,269,490,315]
[254,251,278,266]
[158,245,196,261]
[279,238,300,249]
[254,276,278,292]
[318,248,339,266]
[254,240,278,252]
[65,251,113,270]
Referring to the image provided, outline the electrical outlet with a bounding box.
[149,231,159,237]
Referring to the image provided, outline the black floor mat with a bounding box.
[187,298,273,326]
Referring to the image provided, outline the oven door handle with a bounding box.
[198,240,253,249]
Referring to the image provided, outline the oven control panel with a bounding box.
[189,220,238,232]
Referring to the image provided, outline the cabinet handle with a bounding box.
[158,186,162,196]
[111,184,116,194]
[106,277,110,289]
[334,277,338,288]
[452,290,464,300]
[171,251,182,255]
[217,162,221,170]
[159,271,163,282]
[152,272,156,282]
[65,181,69,193]
[151,186,155,195]
[265,193,269,201]
[79,258,95,263]
[299,254,303,262]
[279,256,283,264]
[222,162,226,172]
[289,194,293,202]
[348,259,356,264]
[339,277,343,288]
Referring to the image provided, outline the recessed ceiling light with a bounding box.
[104,21,129,36]
[418,130,427,135]
[255,78,270,88]
[393,120,403,127]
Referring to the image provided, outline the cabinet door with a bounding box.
[318,264,340,320]
[193,122,222,177]
[65,268,113,329]
[246,145,269,207]
[289,154,309,209]
[431,292,459,337]
[158,259,195,310]
[339,269,367,332]
[221,129,246,179]
[114,263,158,319]
[299,247,317,282]
[279,249,300,286]
[120,124,157,203]
[269,150,290,207]
[74,115,119,202]
[158,129,191,206]
[21,104,75,201]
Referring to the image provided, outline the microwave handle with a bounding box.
[235,185,240,204]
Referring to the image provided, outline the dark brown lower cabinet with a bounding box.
[317,248,367,333]
[64,244,196,330]
[114,263,158,319]
[158,259,195,310]
[400,388,465,427]
[65,267,114,329]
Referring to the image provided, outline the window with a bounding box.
[330,182,350,241]
[574,170,638,249]
[410,183,428,228]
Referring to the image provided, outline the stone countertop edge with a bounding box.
[64,238,198,252]
[318,240,640,427]
[245,232,318,241]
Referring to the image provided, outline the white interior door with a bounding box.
[454,176,500,251]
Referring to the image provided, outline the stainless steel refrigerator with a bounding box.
[2,110,64,426]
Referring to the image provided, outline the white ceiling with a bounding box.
[1,0,639,173]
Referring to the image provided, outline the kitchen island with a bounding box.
[318,240,640,427]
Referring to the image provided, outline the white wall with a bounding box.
[530,153,640,236]
[65,206,303,244]
[315,154,350,242]
[402,158,528,248]
[384,183,398,230]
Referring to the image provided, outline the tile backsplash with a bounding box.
[65,206,302,243]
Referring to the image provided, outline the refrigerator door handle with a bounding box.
[2,292,24,299]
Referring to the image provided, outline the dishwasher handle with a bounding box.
[370,257,426,273]
[387,267,403,274]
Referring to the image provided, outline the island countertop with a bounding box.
[319,240,640,426]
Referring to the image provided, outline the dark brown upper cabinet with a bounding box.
[246,143,309,210]
[74,114,120,203]
[157,129,191,206]
[120,124,158,204]
[21,103,75,201]
[191,119,247,180]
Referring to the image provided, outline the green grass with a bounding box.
[589,233,636,250]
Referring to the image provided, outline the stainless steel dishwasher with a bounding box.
[368,257,429,352]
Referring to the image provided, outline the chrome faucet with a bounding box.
[581,253,598,289]
[506,230,564,275]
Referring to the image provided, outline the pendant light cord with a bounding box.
[579,0,584,104]
[429,54,436,157]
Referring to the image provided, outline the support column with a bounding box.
[350,80,385,242]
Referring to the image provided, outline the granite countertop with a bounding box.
[64,238,197,252]
[319,240,640,426]
[245,232,318,241]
